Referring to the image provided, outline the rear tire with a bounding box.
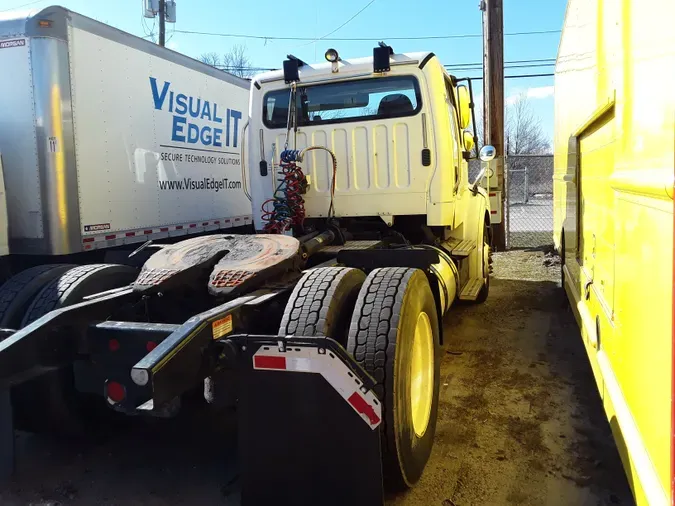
[279,267,366,345]
[346,268,440,491]
[0,265,75,329]
[12,264,138,437]
[0,265,77,481]
[20,264,138,326]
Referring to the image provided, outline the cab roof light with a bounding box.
[325,48,340,73]
[325,48,339,62]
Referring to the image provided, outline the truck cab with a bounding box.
[247,48,492,300]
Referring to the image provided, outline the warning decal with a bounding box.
[252,346,382,429]
[212,314,233,339]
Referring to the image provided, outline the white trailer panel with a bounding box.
[70,26,250,237]
[0,7,251,255]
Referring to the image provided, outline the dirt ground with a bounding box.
[0,249,634,506]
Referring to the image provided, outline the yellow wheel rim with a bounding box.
[410,311,434,437]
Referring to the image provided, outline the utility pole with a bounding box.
[158,0,166,47]
[481,0,506,250]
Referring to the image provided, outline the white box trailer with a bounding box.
[0,6,251,259]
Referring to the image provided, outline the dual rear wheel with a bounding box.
[279,266,441,491]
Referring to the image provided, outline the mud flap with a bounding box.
[236,336,385,506]
[0,388,12,483]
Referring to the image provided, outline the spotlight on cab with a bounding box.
[325,48,340,72]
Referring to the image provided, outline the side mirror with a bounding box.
[472,145,496,192]
[457,85,471,129]
[479,145,496,162]
[463,131,475,154]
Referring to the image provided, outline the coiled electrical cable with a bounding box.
[261,149,306,233]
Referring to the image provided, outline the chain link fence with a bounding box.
[469,154,554,249]
[505,155,553,249]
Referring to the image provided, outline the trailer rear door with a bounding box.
[0,37,43,243]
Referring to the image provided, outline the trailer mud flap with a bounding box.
[236,336,385,506]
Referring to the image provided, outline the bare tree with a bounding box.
[505,94,551,155]
[221,44,253,79]
[198,52,221,67]
[198,45,254,79]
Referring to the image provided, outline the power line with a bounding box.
[140,0,157,42]
[306,0,377,45]
[173,28,560,42]
[446,58,555,67]
[210,57,557,75]
[215,66,276,71]
[447,62,555,72]
[212,65,555,81]
[0,0,44,12]
[212,59,555,73]
[469,73,555,80]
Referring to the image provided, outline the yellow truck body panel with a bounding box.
[554,0,674,504]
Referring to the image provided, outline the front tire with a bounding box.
[347,267,440,491]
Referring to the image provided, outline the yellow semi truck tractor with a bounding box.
[0,39,495,504]
[554,0,674,504]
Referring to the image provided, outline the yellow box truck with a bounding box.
[554,0,674,504]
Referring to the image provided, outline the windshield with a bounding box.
[263,75,422,129]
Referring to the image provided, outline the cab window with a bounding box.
[263,75,422,128]
[445,78,461,191]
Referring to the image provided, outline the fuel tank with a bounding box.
[414,245,458,315]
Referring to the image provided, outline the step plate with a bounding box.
[459,278,483,300]
[450,239,477,258]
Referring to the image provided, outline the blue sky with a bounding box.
[4,0,566,142]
